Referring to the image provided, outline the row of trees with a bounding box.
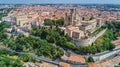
[32,20,119,55]
[0,49,22,67]
[82,16,94,21]
[44,17,64,26]
[5,35,64,59]
[0,49,41,67]
[76,22,120,54]
[19,54,36,62]
[32,18,77,51]
[77,29,115,54]
[0,8,12,20]
[0,22,64,59]
[1,20,119,60]
[0,22,10,42]
[31,26,77,51]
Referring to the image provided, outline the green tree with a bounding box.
[56,37,67,47]
[44,19,54,26]
[82,17,85,20]
[55,17,64,26]
[65,42,77,50]
[87,56,94,62]
[20,54,36,62]
[89,16,94,20]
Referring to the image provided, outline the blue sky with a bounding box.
[0,0,120,4]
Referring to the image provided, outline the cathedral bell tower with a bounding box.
[64,8,77,26]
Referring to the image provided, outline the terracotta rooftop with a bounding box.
[100,61,112,67]
[88,63,99,67]
[81,19,96,23]
[73,29,84,33]
[59,62,72,67]
[39,62,55,67]
[66,25,84,33]
[67,26,78,31]
[112,39,120,46]
[68,55,85,63]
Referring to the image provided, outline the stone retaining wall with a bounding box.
[72,29,107,46]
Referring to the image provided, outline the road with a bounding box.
[0,45,89,67]
[82,48,120,57]
[2,38,120,66]
[66,47,120,63]
[0,45,59,65]
[82,47,120,63]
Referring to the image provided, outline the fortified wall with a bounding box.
[72,29,107,46]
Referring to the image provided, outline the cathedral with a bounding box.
[64,8,103,46]
[64,8,78,26]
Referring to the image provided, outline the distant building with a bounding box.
[15,15,32,29]
[2,16,16,22]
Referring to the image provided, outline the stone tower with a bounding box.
[64,8,77,26]
[70,8,76,25]
[64,13,71,26]
[97,18,102,27]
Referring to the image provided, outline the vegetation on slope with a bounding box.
[77,22,120,54]
[0,49,22,67]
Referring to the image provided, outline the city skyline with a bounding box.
[1,2,120,67]
[1,0,120,4]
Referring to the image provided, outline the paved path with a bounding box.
[82,47,120,63]
[66,47,120,63]
[2,41,120,66]
[0,45,89,67]
[0,45,59,65]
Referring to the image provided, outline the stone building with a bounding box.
[64,8,77,26]
[15,15,32,29]
[64,8,104,46]
[65,25,85,40]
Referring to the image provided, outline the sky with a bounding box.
[0,0,120,4]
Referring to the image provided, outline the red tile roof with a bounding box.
[68,55,85,63]
[59,62,72,67]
